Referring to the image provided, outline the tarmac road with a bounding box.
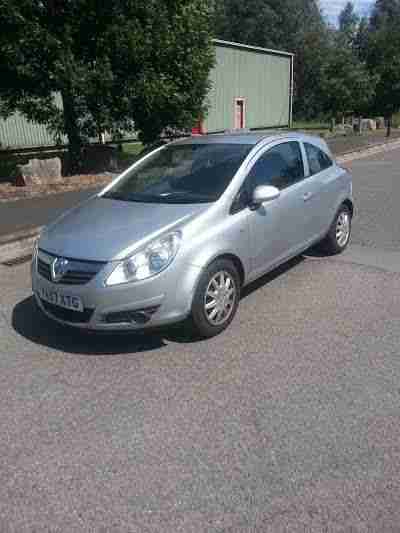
[348,149,400,251]
[0,188,98,237]
[0,148,400,531]
[1,253,400,531]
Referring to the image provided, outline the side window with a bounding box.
[304,142,333,176]
[246,142,304,191]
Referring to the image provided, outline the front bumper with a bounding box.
[32,249,201,331]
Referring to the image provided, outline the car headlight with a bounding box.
[105,231,181,286]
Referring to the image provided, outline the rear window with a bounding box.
[305,143,333,176]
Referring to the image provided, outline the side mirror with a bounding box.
[252,185,280,206]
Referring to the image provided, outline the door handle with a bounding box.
[303,192,313,202]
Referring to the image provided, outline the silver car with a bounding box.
[31,132,353,338]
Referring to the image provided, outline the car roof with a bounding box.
[172,130,331,153]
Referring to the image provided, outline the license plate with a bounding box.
[38,286,83,312]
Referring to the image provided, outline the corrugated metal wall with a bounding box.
[0,41,292,149]
[0,112,62,149]
[205,42,292,133]
[0,93,67,149]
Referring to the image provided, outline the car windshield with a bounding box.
[103,143,252,204]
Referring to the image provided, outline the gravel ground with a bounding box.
[328,128,400,155]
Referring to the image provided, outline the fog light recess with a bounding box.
[103,306,160,325]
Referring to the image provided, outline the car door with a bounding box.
[243,140,316,280]
[303,141,339,240]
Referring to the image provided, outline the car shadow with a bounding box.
[302,243,335,258]
[240,255,305,299]
[12,296,168,355]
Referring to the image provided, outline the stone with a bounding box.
[360,118,377,131]
[15,157,62,187]
[334,124,347,136]
[81,145,119,173]
[376,116,385,129]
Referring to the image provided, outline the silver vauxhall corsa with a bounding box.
[31,132,354,338]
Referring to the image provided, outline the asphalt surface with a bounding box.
[348,150,400,251]
[0,188,98,237]
[1,255,400,531]
[1,148,400,531]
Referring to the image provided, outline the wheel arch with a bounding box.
[342,198,354,218]
[215,253,246,287]
[189,252,246,309]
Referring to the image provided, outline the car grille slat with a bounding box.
[37,253,105,285]
[37,259,52,281]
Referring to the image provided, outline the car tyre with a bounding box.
[188,258,241,339]
[319,204,352,254]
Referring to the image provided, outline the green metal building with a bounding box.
[0,40,293,150]
[204,40,293,134]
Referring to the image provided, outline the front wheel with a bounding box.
[319,204,352,254]
[189,259,241,339]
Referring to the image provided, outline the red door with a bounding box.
[191,119,206,135]
[235,98,245,129]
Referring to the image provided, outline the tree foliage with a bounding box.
[338,1,360,46]
[2,0,400,159]
[353,17,370,60]
[0,0,215,172]
[370,0,400,29]
[321,40,376,119]
[318,1,376,122]
[366,0,400,133]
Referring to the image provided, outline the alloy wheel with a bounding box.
[204,270,237,326]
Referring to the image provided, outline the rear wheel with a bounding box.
[320,204,352,254]
[189,259,241,338]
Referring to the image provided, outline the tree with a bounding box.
[0,0,215,173]
[354,17,370,60]
[213,0,280,49]
[321,41,376,124]
[370,0,400,30]
[338,2,360,47]
[366,27,400,136]
[367,0,400,135]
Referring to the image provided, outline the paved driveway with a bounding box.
[1,149,400,531]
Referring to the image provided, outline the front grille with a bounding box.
[37,252,106,285]
[38,258,52,281]
[41,299,94,324]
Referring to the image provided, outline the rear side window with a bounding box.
[247,141,304,191]
[305,142,333,175]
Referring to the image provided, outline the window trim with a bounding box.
[303,141,333,177]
